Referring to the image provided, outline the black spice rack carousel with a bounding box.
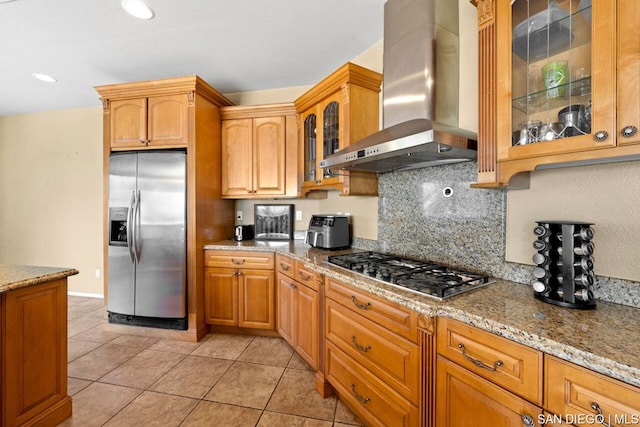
[531,221,596,309]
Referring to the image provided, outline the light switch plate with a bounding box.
[295,210,302,221]
[236,210,243,221]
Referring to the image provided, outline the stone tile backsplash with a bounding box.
[351,161,640,308]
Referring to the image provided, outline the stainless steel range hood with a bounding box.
[320,0,478,174]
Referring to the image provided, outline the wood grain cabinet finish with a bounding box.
[437,317,543,405]
[204,251,275,330]
[220,104,298,198]
[1,279,72,427]
[325,298,420,403]
[473,0,640,188]
[325,278,419,343]
[545,355,640,427]
[276,254,320,370]
[294,62,381,197]
[109,94,190,150]
[436,355,542,426]
[324,277,420,426]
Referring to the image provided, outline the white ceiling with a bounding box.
[0,0,385,116]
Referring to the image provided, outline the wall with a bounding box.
[0,107,104,296]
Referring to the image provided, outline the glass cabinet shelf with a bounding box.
[512,76,591,114]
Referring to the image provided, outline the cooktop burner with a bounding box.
[327,251,494,300]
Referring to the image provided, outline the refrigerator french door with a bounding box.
[107,150,187,330]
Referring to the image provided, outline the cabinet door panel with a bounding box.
[545,355,640,427]
[254,117,286,195]
[295,283,319,370]
[277,274,296,345]
[221,119,253,196]
[617,0,640,147]
[3,280,70,426]
[204,268,238,326]
[110,98,147,149]
[238,269,274,330]
[496,0,616,162]
[147,94,189,147]
[436,356,542,427]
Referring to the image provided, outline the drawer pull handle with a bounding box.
[280,263,291,271]
[350,335,371,352]
[590,402,611,427]
[298,271,311,281]
[520,414,534,427]
[350,383,370,404]
[458,343,503,371]
[231,259,246,265]
[351,296,371,310]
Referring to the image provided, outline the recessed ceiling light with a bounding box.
[121,0,155,20]
[32,73,57,83]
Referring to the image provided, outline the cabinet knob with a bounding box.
[621,125,638,138]
[520,414,535,427]
[593,131,609,142]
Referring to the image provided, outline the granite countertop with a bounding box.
[205,239,640,389]
[0,264,79,294]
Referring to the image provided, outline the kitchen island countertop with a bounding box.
[0,264,79,294]
[205,239,640,389]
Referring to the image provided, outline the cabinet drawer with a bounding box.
[325,278,418,343]
[295,262,319,291]
[437,317,543,405]
[436,355,542,427]
[204,250,274,269]
[545,355,640,427]
[326,341,419,427]
[276,254,295,279]
[326,299,419,403]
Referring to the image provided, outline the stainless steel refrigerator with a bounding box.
[107,150,187,330]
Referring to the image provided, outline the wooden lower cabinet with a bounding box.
[204,251,275,331]
[545,355,640,427]
[326,342,420,427]
[324,277,420,426]
[436,355,542,426]
[1,279,72,427]
[276,257,320,370]
[276,274,319,369]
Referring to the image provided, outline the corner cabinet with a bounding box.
[294,62,382,197]
[95,77,236,342]
[472,0,640,188]
[204,250,276,331]
[220,104,299,198]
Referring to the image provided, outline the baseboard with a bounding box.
[68,291,104,299]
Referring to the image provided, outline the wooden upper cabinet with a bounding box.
[474,0,640,188]
[616,0,640,148]
[221,104,298,198]
[295,62,382,197]
[109,94,189,150]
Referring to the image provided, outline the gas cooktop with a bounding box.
[327,251,494,300]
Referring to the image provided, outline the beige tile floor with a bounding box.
[61,296,364,427]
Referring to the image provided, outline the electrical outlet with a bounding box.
[236,210,243,221]
[295,210,302,221]
[95,269,101,279]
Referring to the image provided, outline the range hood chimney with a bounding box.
[320,0,478,174]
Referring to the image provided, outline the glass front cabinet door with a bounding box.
[494,0,622,184]
[295,63,382,197]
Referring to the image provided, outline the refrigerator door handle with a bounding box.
[133,190,141,264]
[127,190,136,263]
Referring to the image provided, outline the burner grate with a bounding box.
[327,251,493,300]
